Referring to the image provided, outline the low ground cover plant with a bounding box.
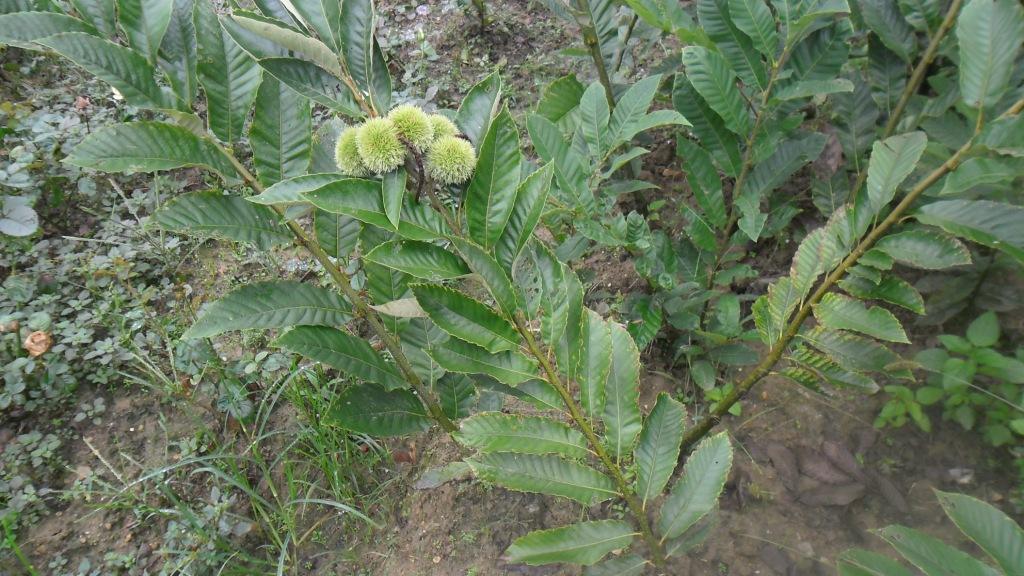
[1,0,1023,572]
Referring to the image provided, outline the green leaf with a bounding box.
[184,281,351,339]
[152,191,290,249]
[467,453,617,505]
[838,275,925,314]
[382,167,406,229]
[495,163,553,272]
[860,0,915,61]
[583,554,648,576]
[658,432,733,540]
[456,412,588,458]
[428,338,536,386]
[250,75,311,186]
[411,283,519,353]
[118,0,171,64]
[66,121,237,179]
[580,82,611,159]
[258,57,361,116]
[0,12,95,50]
[673,77,743,176]
[864,132,927,216]
[602,322,643,463]
[537,73,585,128]
[506,521,636,566]
[248,173,345,206]
[157,0,197,105]
[729,0,777,57]
[773,78,854,101]
[877,525,1002,576]
[304,179,447,241]
[790,224,840,300]
[526,114,590,201]
[914,199,1024,264]
[681,46,752,136]
[435,372,475,419]
[339,0,389,113]
[814,293,909,343]
[937,491,1024,575]
[465,107,522,249]
[448,236,521,320]
[194,0,260,144]
[802,326,901,373]
[70,0,114,37]
[634,393,686,508]
[940,157,1024,196]
[608,75,662,145]
[677,139,727,229]
[364,240,469,281]
[38,32,179,110]
[755,276,800,346]
[875,229,971,269]
[274,326,407,391]
[225,12,340,75]
[578,309,612,421]
[697,0,768,89]
[457,71,502,149]
[791,346,879,391]
[966,311,1000,347]
[327,382,430,436]
[285,0,341,51]
[956,0,1024,109]
[317,209,360,259]
[838,549,915,576]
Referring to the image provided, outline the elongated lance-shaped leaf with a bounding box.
[158,0,197,105]
[340,0,389,112]
[448,236,521,321]
[118,0,171,64]
[153,191,291,249]
[38,33,180,110]
[877,525,1002,576]
[839,275,924,315]
[495,163,553,272]
[672,76,743,177]
[697,0,768,89]
[729,0,778,57]
[465,107,522,249]
[677,138,727,229]
[248,173,346,206]
[315,210,360,259]
[457,71,501,149]
[789,346,879,391]
[790,226,840,300]
[304,179,448,241]
[506,520,636,566]
[936,491,1024,575]
[66,121,237,178]
[658,431,733,541]
[411,284,518,353]
[956,0,1024,109]
[863,132,927,217]
[364,240,468,281]
[428,338,537,386]
[283,0,341,51]
[602,322,643,463]
[580,82,611,158]
[184,281,351,339]
[838,549,915,576]
[608,75,663,146]
[874,230,971,269]
[752,276,799,346]
[382,167,405,229]
[634,393,686,508]
[860,0,915,62]
[226,13,340,75]
[455,412,588,458]
[466,453,617,505]
[553,261,585,380]
[258,57,362,117]
[814,293,909,343]
[583,554,648,576]
[398,316,446,384]
[578,309,611,421]
[274,326,408,391]
[250,75,311,186]
[526,114,591,203]
[801,326,902,373]
[327,382,431,436]
[914,199,1024,265]
[71,0,115,37]
[0,12,96,50]
[681,46,752,136]
[194,0,260,144]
